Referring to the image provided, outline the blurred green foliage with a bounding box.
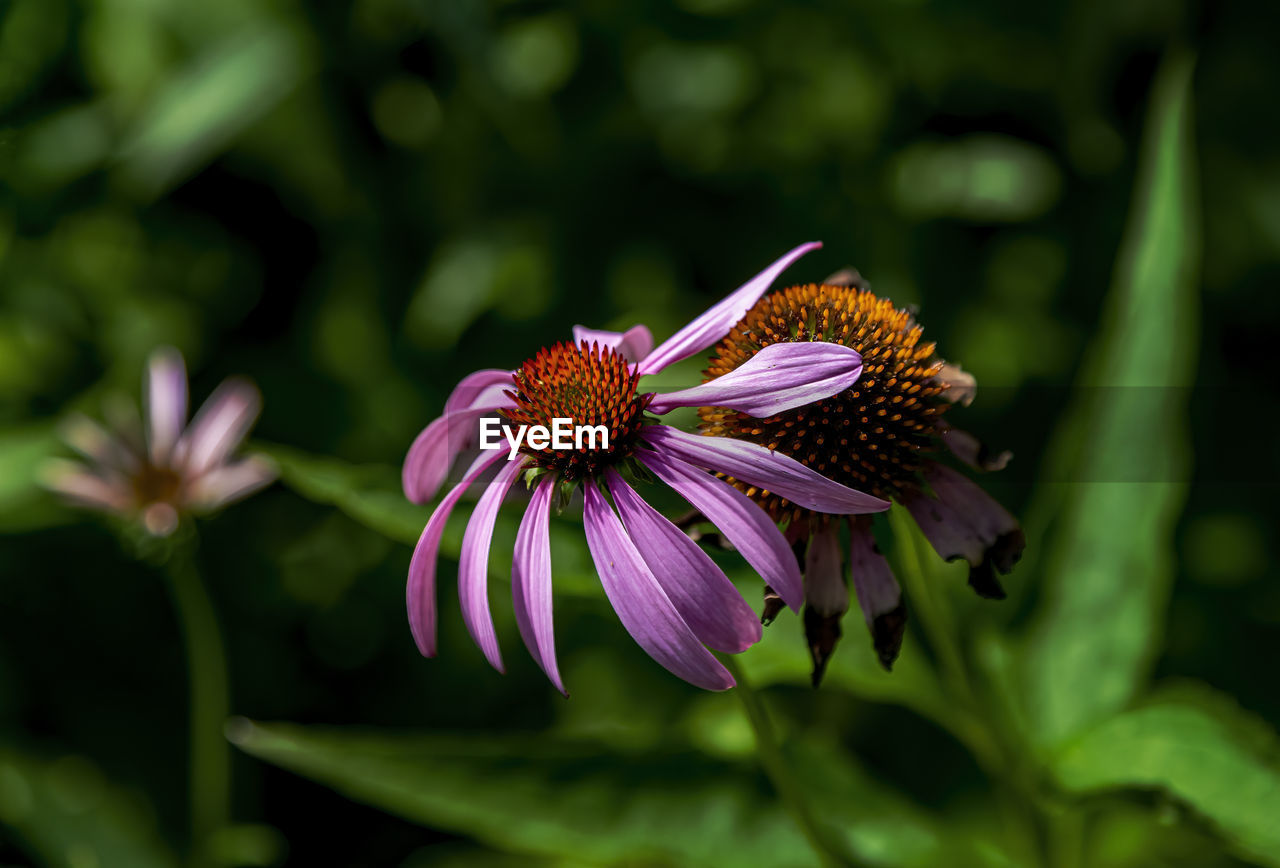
[2,0,1278,865]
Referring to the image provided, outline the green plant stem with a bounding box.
[722,656,854,868]
[166,541,230,865]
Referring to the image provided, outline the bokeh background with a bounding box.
[2,0,1278,866]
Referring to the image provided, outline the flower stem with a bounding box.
[165,540,230,865]
[722,656,853,868]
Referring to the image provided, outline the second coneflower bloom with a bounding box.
[402,243,890,693]
[43,347,276,536]
[699,277,1024,683]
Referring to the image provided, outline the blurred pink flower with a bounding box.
[43,348,276,536]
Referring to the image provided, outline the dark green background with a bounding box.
[2,0,1277,866]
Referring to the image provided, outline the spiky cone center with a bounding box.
[502,341,651,480]
[699,284,949,524]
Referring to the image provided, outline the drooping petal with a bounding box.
[637,242,822,377]
[145,347,188,465]
[457,457,525,672]
[402,397,515,504]
[406,450,507,657]
[646,342,863,417]
[637,446,804,611]
[940,424,1012,472]
[804,526,848,617]
[186,455,277,510]
[642,426,890,515]
[934,361,977,406]
[802,524,849,686]
[900,461,1024,599]
[605,468,761,653]
[581,484,735,691]
[177,379,262,476]
[571,325,654,364]
[443,369,517,416]
[847,516,905,670]
[511,475,564,694]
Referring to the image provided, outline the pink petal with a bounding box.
[186,455,277,509]
[40,462,132,513]
[402,400,513,505]
[406,451,507,657]
[178,379,262,476]
[145,347,188,465]
[571,325,654,364]
[444,369,517,415]
[642,426,890,515]
[59,413,139,474]
[581,484,735,691]
[636,242,823,377]
[511,476,564,694]
[457,457,525,672]
[646,342,862,417]
[605,468,761,653]
[637,446,804,612]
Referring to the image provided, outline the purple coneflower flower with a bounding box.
[43,348,276,536]
[403,243,890,693]
[698,278,1024,683]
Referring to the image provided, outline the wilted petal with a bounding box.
[940,425,1012,472]
[643,426,890,515]
[802,524,848,686]
[402,399,513,504]
[848,517,905,670]
[900,462,1023,599]
[804,526,848,617]
[146,347,188,465]
[444,369,516,415]
[572,325,654,364]
[186,455,277,510]
[178,379,262,476]
[581,484,734,691]
[935,362,977,407]
[646,342,863,417]
[637,446,804,611]
[605,468,761,653]
[511,475,564,694]
[406,451,507,657]
[457,457,525,672]
[637,242,822,377]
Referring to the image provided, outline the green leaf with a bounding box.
[1020,50,1201,745]
[1051,694,1280,867]
[229,718,974,868]
[0,749,178,868]
[0,424,72,533]
[115,23,310,197]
